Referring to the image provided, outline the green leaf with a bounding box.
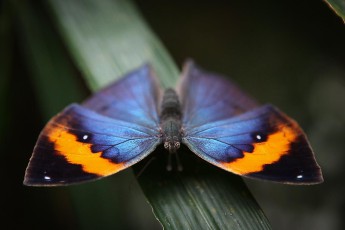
[324,0,345,22]
[47,0,179,90]
[135,151,271,229]
[18,0,271,229]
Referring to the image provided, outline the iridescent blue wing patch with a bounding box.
[177,60,258,128]
[83,64,161,128]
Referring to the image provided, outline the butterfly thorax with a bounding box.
[159,88,183,153]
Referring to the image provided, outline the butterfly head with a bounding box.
[164,136,181,153]
[160,116,182,153]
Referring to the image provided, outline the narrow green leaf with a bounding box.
[47,0,179,90]
[135,151,271,229]
[324,0,345,22]
[21,0,271,229]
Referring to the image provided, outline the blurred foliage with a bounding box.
[2,0,345,230]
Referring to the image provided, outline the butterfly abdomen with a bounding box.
[160,88,183,153]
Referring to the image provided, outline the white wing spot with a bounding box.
[297,175,303,179]
[44,176,51,180]
[256,134,262,140]
[83,134,88,140]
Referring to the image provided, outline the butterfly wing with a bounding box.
[24,104,161,186]
[177,60,258,128]
[180,62,323,184]
[183,105,323,184]
[83,64,161,128]
[25,65,162,186]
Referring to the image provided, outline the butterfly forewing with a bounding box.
[180,62,323,184]
[24,66,162,186]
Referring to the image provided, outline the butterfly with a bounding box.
[24,60,323,186]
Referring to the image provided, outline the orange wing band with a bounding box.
[47,125,125,176]
[222,123,298,174]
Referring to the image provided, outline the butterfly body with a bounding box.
[159,88,183,153]
[24,60,323,186]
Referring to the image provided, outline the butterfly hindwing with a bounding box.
[183,104,323,184]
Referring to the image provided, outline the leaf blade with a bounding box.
[135,149,271,229]
[47,0,179,89]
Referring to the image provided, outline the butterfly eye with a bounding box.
[174,142,180,149]
[164,142,170,149]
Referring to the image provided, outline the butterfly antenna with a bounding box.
[175,152,183,172]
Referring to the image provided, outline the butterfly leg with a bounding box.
[174,152,183,172]
[166,151,183,172]
[166,153,173,171]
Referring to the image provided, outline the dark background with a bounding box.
[2,0,345,229]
